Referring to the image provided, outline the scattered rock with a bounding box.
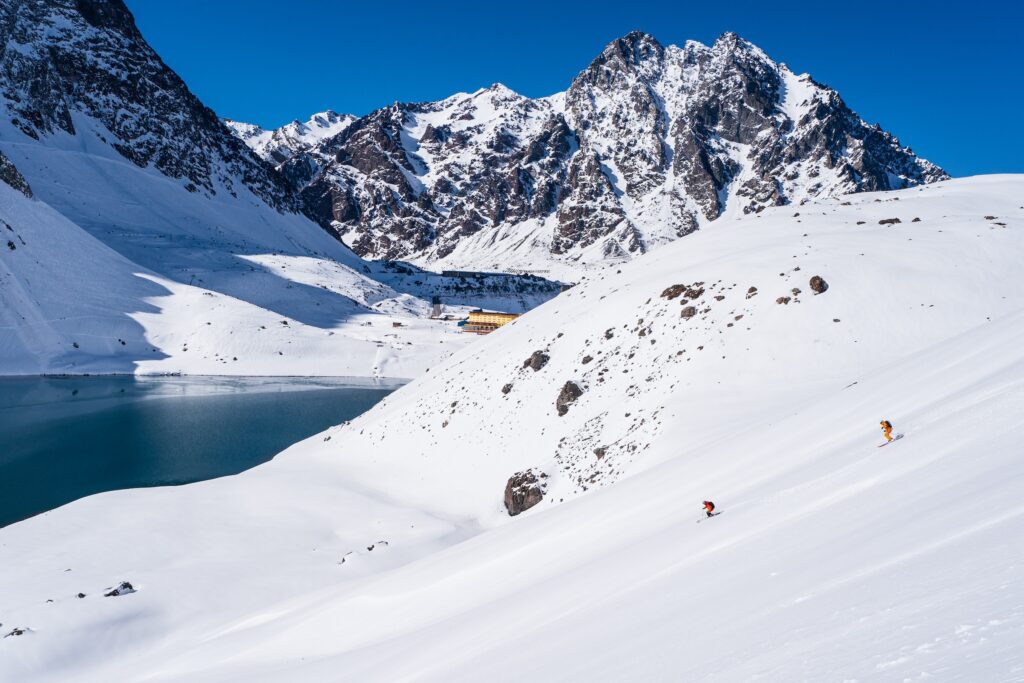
[501,383,513,395]
[878,218,901,225]
[791,288,801,295]
[504,468,548,516]
[809,275,829,294]
[523,350,550,371]
[556,381,584,416]
[746,286,758,299]
[912,217,921,222]
[984,215,997,220]
[594,446,607,459]
[581,355,593,364]
[104,581,136,597]
[76,593,86,599]
[684,285,705,300]
[660,284,687,300]
[680,306,697,319]
[4,627,29,638]
[604,328,614,340]
[776,296,791,304]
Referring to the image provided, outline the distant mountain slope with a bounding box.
[0,0,559,376]
[231,31,947,277]
[1,176,1020,681]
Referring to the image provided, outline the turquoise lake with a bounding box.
[0,376,399,528]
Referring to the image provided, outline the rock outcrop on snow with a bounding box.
[231,31,947,274]
[556,381,585,416]
[503,468,548,515]
[0,151,31,197]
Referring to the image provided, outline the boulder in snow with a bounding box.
[504,469,548,516]
[556,381,585,416]
[809,275,829,294]
[104,581,136,597]
[524,351,550,372]
[661,284,688,300]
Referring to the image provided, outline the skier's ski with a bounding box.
[696,512,721,523]
[877,433,904,447]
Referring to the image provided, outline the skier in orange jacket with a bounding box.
[880,419,894,443]
[703,500,716,518]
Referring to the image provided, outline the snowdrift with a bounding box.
[1,176,1022,681]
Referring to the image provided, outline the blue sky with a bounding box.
[125,0,1022,177]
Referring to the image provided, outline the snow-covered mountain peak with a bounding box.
[234,30,947,277]
[227,109,356,166]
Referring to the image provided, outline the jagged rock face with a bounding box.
[0,0,299,212]
[231,30,947,271]
[0,150,31,197]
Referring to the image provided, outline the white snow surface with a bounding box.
[1,176,1023,681]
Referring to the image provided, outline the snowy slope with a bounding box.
[0,0,559,376]
[0,134,555,376]
[1,176,1021,681]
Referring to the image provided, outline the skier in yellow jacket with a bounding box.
[880,419,894,443]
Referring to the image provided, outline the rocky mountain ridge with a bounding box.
[0,0,299,212]
[233,31,947,275]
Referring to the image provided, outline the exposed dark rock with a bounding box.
[594,446,607,459]
[523,350,550,371]
[684,285,705,300]
[501,383,513,395]
[878,218,901,225]
[556,381,584,416]
[504,468,548,515]
[661,284,687,300]
[582,355,593,364]
[912,217,921,222]
[809,275,829,294]
[680,305,697,319]
[0,151,32,197]
[104,581,136,597]
[776,296,791,304]
[746,286,758,299]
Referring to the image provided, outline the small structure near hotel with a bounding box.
[462,309,520,334]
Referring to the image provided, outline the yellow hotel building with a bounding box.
[462,310,520,334]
